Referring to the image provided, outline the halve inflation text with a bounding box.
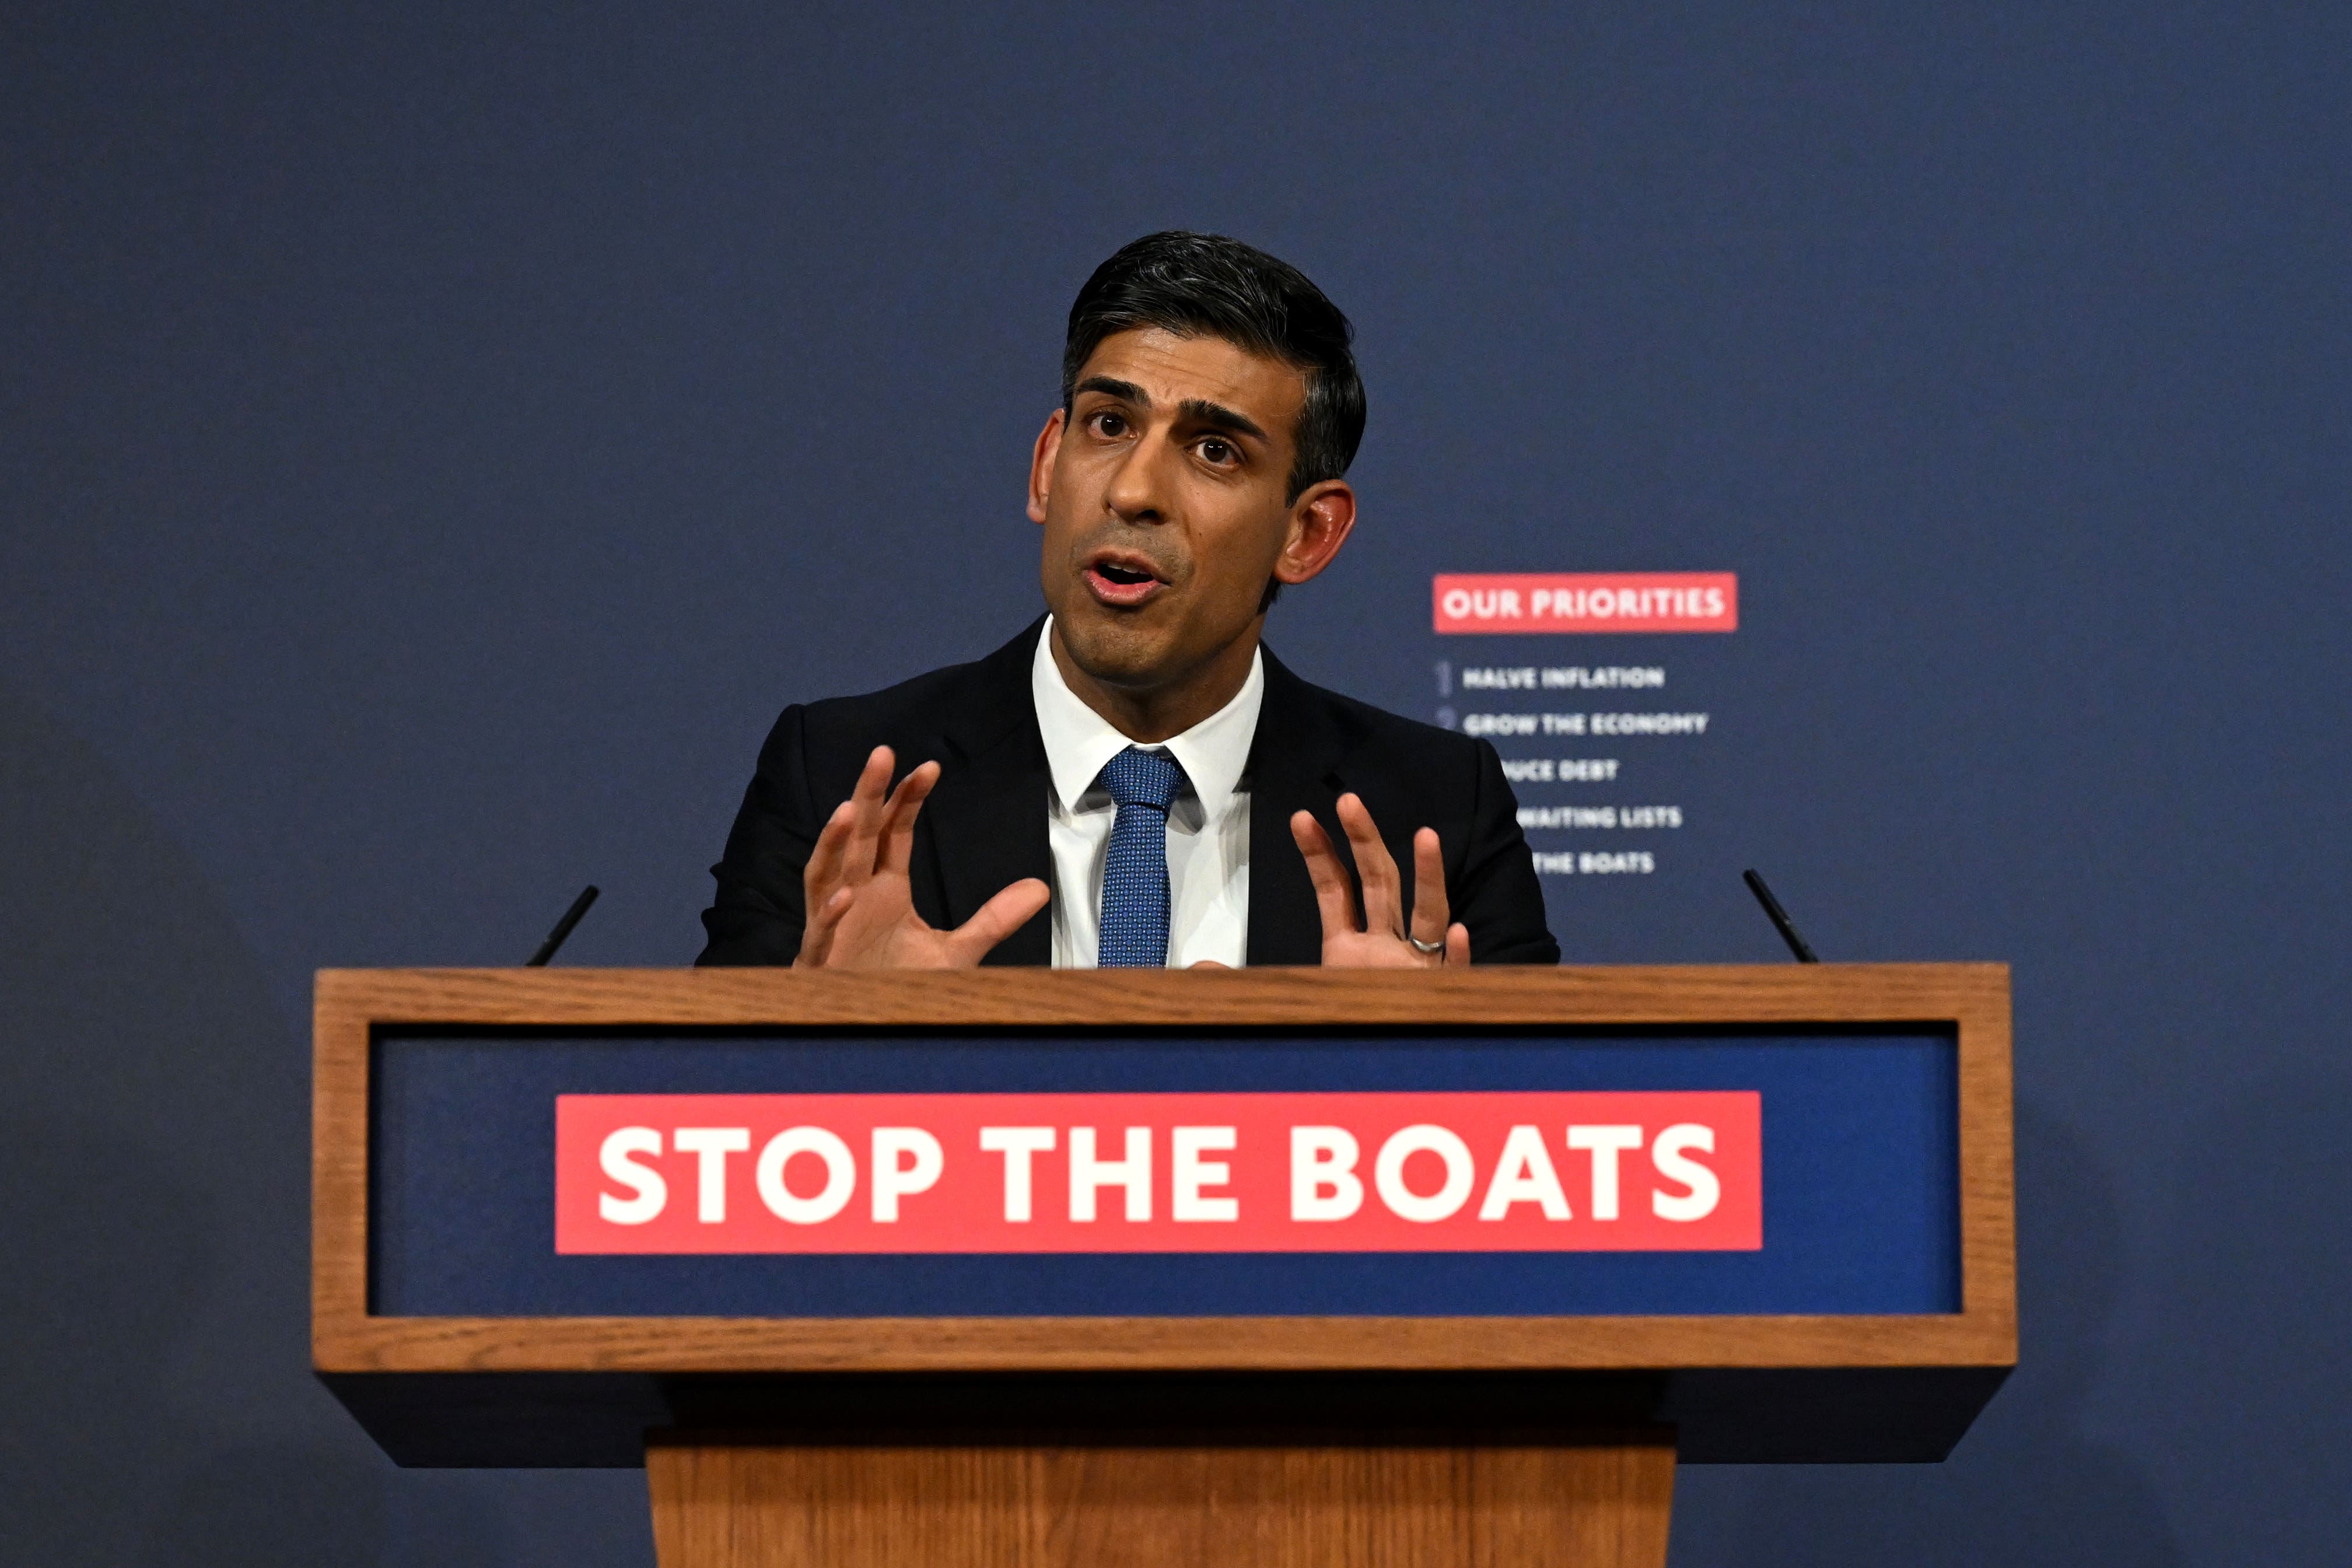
[555,1090,1760,1255]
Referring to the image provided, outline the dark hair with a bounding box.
[1062,232,1367,508]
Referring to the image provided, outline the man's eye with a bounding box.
[1092,412,1127,437]
[1199,438,1234,464]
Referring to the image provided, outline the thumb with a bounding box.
[943,877,1052,965]
[1445,923,1471,967]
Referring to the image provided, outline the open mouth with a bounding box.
[1082,552,1169,607]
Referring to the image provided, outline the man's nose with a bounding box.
[1103,428,1179,523]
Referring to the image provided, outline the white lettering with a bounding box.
[869,1126,944,1222]
[1290,1126,1363,1220]
[1518,805,1617,830]
[1576,851,1655,874]
[755,1126,857,1224]
[1567,1125,1644,1220]
[1462,666,1539,690]
[597,1126,666,1225]
[1171,1126,1238,1222]
[1462,713,1611,738]
[1539,667,1665,690]
[1587,712,1709,736]
[1374,1124,1476,1223]
[1517,804,1680,831]
[1069,1126,1152,1222]
[672,1126,750,1223]
[1477,1125,1570,1220]
[1650,1124,1721,1221]
[978,1126,1056,1222]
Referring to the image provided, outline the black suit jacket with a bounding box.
[696,620,1559,967]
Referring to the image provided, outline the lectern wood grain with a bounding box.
[318,962,2015,1556]
[645,1438,1676,1568]
[314,964,2014,1379]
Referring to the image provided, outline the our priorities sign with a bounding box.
[1433,572,1738,634]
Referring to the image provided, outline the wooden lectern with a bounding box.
[314,964,2014,1567]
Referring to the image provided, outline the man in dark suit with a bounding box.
[699,232,1556,970]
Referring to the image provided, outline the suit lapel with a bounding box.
[918,621,1055,967]
[916,628,1350,968]
[1245,648,1349,965]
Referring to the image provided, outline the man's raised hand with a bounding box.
[794,746,1050,969]
[1289,793,1470,969]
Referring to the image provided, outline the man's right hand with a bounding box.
[794,746,1050,969]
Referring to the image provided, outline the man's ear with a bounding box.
[1273,479,1358,586]
[1027,409,1067,525]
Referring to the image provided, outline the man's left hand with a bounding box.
[1289,793,1470,968]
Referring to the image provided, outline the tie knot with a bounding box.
[1098,746,1186,813]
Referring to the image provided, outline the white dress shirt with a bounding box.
[1031,618,1261,968]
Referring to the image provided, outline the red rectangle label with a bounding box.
[554,1091,1760,1255]
[1433,573,1738,634]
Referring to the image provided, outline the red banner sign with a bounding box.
[554,1091,1761,1255]
[1433,572,1738,634]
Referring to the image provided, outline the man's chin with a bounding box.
[1054,609,1182,690]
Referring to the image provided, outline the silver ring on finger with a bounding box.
[1408,933,1447,958]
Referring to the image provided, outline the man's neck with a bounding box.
[1047,621,1261,745]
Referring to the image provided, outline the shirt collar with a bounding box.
[1031,616,1264,820]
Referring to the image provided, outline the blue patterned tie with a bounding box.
[1096,746,1188,968]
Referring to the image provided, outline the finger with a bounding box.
[1336,793,1404,939]
[801,799,856,912]
[1446,922,1470,967]
[1290,810,1360,937]
[841,746,897,884]
[1409,827,1451,947]
[877,760,941,876]
[1187,958,1231,970]
[943,877,1052,965]
[794,884,855,969]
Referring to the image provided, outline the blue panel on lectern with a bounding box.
[368,1028,1960,1318]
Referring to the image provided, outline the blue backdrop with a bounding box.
[2,2,2344,1563]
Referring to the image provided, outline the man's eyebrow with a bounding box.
[1071,379,1269,444]
[1177,398,1268,443]
[1073,375,1148,406]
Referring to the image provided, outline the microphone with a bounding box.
[526,885,600,965]
[1741,869,1819,963]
